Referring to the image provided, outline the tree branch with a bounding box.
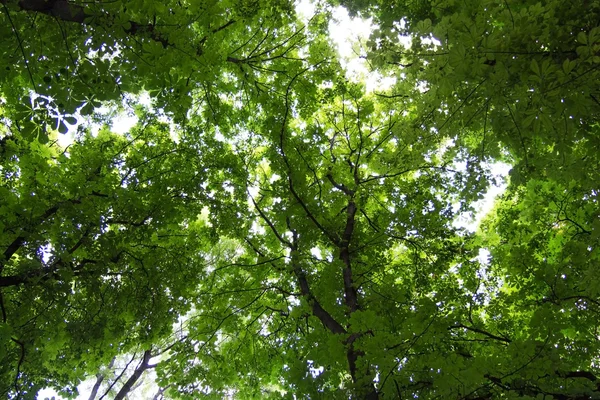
[326,172,355,196]
[1,198,83,273]
[292,261,346,335]
[278,70,340,246]
[340,200,359,313]
[557,370,600,390]
[249,193,292,248]
[114,350,153,400]
[448,323,511,343]
[287,228,345,335]
[88,357,115,400]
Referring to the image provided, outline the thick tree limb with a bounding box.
[1,200,76,272]
[87,373,104,400]
[484,372,600,400]
[10,0,86,22]
[114,350,154,400]
[2,236,25,268]
[0,275,27,287]
[0,225,96,288]
[0,257,98,287]
[88,357,115,400]
[340,200,359,313]
[275,68,379,397]
[281,221,345,334]
[291,252,346,335]
[557,370,600,391]
[326,173,355,196]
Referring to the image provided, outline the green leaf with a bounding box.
[1,0,599,399]
[530,59,540,76]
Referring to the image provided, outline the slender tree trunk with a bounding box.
[114,350,152,400]
[88,357,115,400]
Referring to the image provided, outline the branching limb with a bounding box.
[448,323,511,343]
[114,350,154,400]
[326,172,355,196]
[340,201,359,313]
[249,193,292,248]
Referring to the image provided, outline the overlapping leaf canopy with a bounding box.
[1,0,599,398]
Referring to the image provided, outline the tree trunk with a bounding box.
[114,350,152,400]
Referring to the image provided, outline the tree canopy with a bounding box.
[1,0,600,398]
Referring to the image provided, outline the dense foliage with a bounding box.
[1,0,599,398]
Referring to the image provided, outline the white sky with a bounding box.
[453,162,511,232]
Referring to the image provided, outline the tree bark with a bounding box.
[88,357,115,400]
[114,350,153,400]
